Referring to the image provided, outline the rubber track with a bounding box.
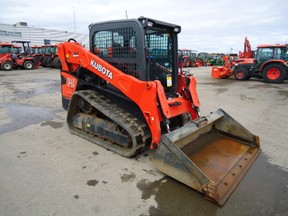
[68,90,151,157]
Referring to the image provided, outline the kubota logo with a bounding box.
[90,60,113,80]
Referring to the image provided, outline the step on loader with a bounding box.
[57,17,261,206]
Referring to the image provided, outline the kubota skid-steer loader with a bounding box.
[57,17,260,206]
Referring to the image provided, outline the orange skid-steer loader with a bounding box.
[57,17,261,206]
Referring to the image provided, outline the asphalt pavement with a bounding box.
[0,67,287,216]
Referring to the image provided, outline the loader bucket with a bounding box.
[153,109,260,206]
[211,66,232,79]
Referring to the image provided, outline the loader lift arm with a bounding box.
[239,37,253,58]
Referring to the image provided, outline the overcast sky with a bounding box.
[1,0,287,53]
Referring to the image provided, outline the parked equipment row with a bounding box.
[178,49,227,68]
[212,37,288,83]
[0,41,62,71]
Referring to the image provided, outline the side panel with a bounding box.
[60,72,78,110]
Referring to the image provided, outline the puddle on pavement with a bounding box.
[0,74,18,77]
[40,120,63,129]
[215,88,228,94]
[92,151,99,156]
[278,90,288,100]
[121,172,136,183]
[17,151,28,159]
[200,80,233,87]
[247,83,281,90]
[137,178,166,200]
[136,153,288,216]
[87,179,99,186]
[0,103,61,134]
[240,94,255,102]
[13,81,60,99]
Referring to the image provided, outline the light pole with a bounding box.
[73,7,76,33]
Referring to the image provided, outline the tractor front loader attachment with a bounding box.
[153,109,260,206]
[211,66,233,79]
[211,55,234,79]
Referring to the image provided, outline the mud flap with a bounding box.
[153,109,261,206]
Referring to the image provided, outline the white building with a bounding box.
[0,22,89,47]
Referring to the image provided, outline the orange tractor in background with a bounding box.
[196,52,210,66]
[31,45,45,66]
[12,40,38,69]
[0,41,36,70]
[212,37,254,79]
[0,42,17,70]
[57,17,260,206]
[178,49,197,67]
[212,43,288,83]
[234,44,288,83]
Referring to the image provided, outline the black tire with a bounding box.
[52,57,57,68]
[50,57,56,68]
[23,61,34,70]
[42,56,50,67]
[58,59,62,69]
[234,68,248,80]
[189,59,195,67]
[1,61,13,71]
[34,56,41,66]
[46,56,53,68]
[38,56,44,66]
[52,57,62,69]
[262,63,286,83]
[183,59,190,67]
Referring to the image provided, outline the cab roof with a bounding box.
[257,44,287,48]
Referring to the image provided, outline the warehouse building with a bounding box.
[0,22,88,47]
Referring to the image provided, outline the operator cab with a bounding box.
[89,16,181,94]
[254,44,288,69]
[0,43,13,54]
[11,41,32,56]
